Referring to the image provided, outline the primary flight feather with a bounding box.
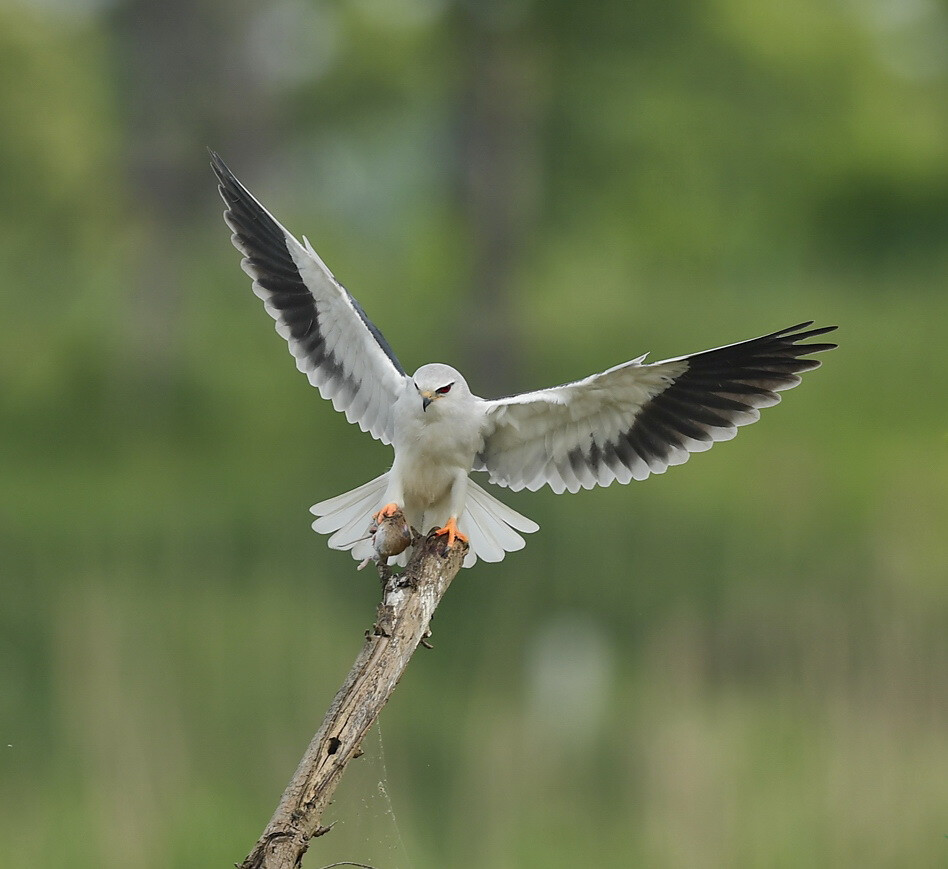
[211,152,837,568]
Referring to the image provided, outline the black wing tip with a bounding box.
[209,150,236,204]
[208,152,284,245]
[208,150,245,204]
[770,321,838,353]
[773,321,838,337]
[208,148,228,178]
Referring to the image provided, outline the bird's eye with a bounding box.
[436,383,453,395]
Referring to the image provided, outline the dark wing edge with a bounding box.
[209,150,407,442]
[620,320,838,473]
[478,321,838,493]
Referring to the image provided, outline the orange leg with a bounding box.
[373,502,400,523]
[433,516,468,548]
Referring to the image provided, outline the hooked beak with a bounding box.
[421,391,433,412]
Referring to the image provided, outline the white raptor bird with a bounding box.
[211,153,837,568]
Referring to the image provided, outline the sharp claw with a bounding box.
[433,517,468,548]
[373,502,400,524]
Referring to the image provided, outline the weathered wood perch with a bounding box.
[238,529,468,869]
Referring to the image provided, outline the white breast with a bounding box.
[392,390,487,505]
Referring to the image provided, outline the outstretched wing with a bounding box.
[476,322,837,493]
[211,151,408,444]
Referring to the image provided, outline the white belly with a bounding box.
[389,392,486,524]
[395,416,477,500]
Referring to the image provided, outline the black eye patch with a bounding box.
[436,383,453,395]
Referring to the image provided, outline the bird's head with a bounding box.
[412,363,468,413]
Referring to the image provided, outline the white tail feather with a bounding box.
[464,480,539,534]
[309,474,538,569]
[310,473,389,535]
[457,479,539,567]
[460,508,505,565]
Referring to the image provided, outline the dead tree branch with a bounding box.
[238,531,468,869]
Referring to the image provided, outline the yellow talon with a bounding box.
[433,517,468,548]
[373,502,400,524]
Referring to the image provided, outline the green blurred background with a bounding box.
[2,0,946,866]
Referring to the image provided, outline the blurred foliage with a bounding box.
[1,0,946,867]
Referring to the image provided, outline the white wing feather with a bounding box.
[477,322,838,494]
[212,152,408,444]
